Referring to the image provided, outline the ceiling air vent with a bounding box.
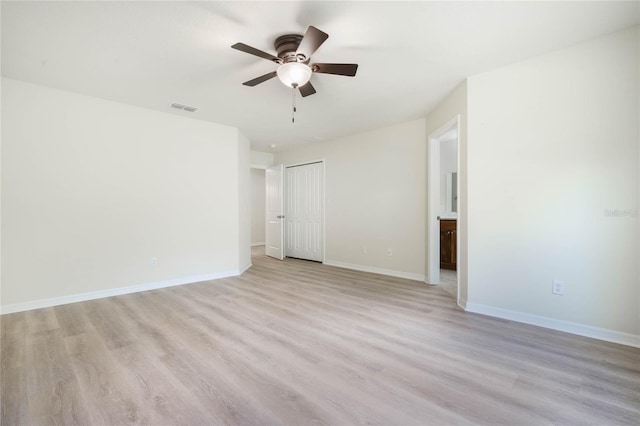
[170,102,198,112]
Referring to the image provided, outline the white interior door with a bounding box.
[265,164,284,260]
[285,162,323,262]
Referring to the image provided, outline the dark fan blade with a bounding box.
[243,71,277,87]
[232,43,281,63]
[299,81,316,97]
[312,63,358,77]
[296,26,329,60]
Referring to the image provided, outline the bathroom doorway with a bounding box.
[427,116,459,300]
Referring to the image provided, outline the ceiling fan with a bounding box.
[231,26,358,97]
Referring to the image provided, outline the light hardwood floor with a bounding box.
[2,248,639,425]
[439,269,457,299]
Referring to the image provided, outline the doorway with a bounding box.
[284,161,324,262]
[265,161,325,263]
[427,116,460,301]
[265,164,284,259]
[250,168,266,248]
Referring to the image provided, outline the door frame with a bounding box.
[427,115,460,299]
[283,159,326,263]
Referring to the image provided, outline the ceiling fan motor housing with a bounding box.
[275,34,306,63]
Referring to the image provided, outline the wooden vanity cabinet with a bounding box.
[440,219,457,270]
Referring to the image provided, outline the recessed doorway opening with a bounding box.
[265,161,325,263]
[427,116,460,302]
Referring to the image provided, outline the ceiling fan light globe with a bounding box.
[277,62,312,88]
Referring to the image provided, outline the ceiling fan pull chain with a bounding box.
[291,85,297,123]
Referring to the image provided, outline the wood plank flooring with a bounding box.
[438,269,457,299]
[2,248,639,425]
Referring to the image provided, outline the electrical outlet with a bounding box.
[387,249,393,256]
[151,258,158,267]
[362,245,367,254]
[552,280,564,295]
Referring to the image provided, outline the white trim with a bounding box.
[251,242,265,247]
[426,115,461,294]
[427,132,441,285]
[239,263,252,274]
[464,302,640,348]
[457,297,468,310]
[322,160,326,264]
[0,269,241,315]
[250,164,269,170]
[454,118,461,308]
[430,116,460,139]
[324,260,426,282]
[284,158,325,169]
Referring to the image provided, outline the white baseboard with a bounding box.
[0,269,241,315]
[239,263,252,274]
[251,242,265,247]
[457,296,468,310]
[464,302,640,348]
[323,260,425,282]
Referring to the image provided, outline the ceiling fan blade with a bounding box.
[296,26,329,60]
[299,81,316,97]
[312,63,358,77]
[232,42,281,63]
[243,71,278,87]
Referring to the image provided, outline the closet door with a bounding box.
[265,165,284,260]
[285,162,323,262]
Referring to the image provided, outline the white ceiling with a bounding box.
[2,1,638,152]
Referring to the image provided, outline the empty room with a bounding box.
[1,1,639,425]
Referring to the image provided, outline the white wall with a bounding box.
[466,26,639,342]
[275,119,426,280]
[425,82,468,302]
[238,132,251,271]
[0,61,3,311]
[1,78,245,311]
[250,150,274,169]
[250,168,266,245]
